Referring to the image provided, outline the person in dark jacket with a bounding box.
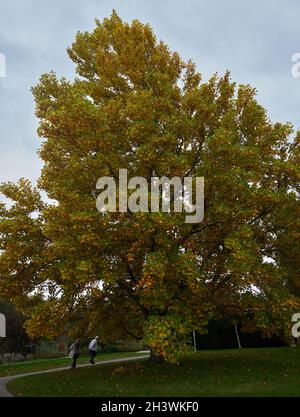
[69,338,80,369]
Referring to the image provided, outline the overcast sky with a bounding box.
[0,0,300,186]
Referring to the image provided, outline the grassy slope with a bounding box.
[0,352,146,377]
[7,347,300,397]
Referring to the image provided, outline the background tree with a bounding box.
[0,299,33,356]
[0,12,299,362]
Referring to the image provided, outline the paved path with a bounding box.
[0,354,149,397]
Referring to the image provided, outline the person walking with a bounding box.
[88,336,99,364]
[69,338,80,370]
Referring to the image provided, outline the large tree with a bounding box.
[0,12,299,362]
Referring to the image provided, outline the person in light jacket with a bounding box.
[69,338,80,369]
[88,336,99,364]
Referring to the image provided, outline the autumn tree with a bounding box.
[0,12,299,362]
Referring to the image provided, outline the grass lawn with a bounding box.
[0,352,146,377]
[6,347,300,397]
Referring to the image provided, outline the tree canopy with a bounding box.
[0,11,299,362]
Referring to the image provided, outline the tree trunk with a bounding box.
[192,330,197,351]
[234,322,242,349]
[149,349,165,364]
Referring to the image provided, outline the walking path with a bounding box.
[0,354,149,397]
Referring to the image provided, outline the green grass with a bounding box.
[7,347,300,397]
[0,352,146,377]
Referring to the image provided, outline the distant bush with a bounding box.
[101,339,146,353]
[195,321,286,350]
[32,340,67,359]
[0,300,35,356]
